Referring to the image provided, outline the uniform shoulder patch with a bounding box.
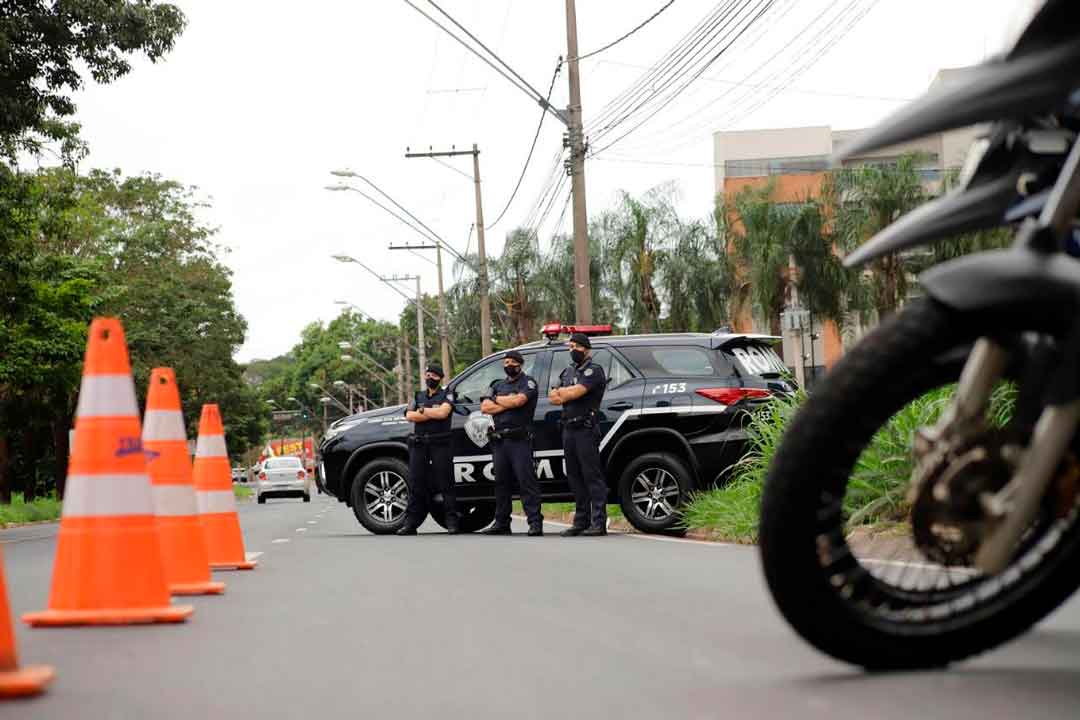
[584,368,594,376]
[527,380,536,389]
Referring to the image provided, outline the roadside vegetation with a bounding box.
[682,383,1017,543]
[234,485,254,501]
[0,492,62,527]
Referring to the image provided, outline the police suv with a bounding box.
[318,324,793,535]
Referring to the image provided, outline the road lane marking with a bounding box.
[296,528,307,533]
[272,538,289,544]
[246,551,263,561]
[307,520,316,524]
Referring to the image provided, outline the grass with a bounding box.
[0,492,62,527]
[233,484,254,500]
[512,500,623,519]
[681,382,1017,543]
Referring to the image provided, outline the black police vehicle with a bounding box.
[318,324,793,535]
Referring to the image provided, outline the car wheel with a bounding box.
[430,501,496,533]
[618,452,692,534]
[350,458,410,535]
[257,495,266,504]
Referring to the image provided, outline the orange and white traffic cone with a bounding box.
[23,318,194,626]
[193,404,256,570]
[0,547,53,697]
[144,369,225,596]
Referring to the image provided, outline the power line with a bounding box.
[401,0,541,111]
[573,0,677,61]
[590,0,777,154]
[485,60,563,231]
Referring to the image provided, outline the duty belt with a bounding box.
[562,412,597,429]
[488,426,530,441]
[409,431,452,445]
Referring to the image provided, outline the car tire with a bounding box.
[430,501,496,533]
[350,458,410,535]
[257,495,266,504]
[618,452,692,534]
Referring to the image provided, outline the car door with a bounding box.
[540,347,645,492]
[445,352,541,498]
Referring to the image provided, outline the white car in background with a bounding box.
[256,456,312,504]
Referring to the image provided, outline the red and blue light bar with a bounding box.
[541,322,613,341]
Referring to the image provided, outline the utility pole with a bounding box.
[402,333,414,399]
[388,242,451,376]
[396,342,405,404]
[565,0,592,323]
[382,273,424,391]
[404,145,492,357]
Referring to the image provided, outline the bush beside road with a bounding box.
[0,492,62,527]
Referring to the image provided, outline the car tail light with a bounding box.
[296,471,305,480]
[695,387,771,406]
[258,472,267,481]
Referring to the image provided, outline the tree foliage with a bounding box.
[0,0,186,161]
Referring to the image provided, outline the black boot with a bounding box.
[581,526,607,537]
[446,515,461,535]
[559,526,586,537]
[527,525,543,537]
[481,525,512,535]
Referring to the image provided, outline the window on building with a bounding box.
[725,155,829,178]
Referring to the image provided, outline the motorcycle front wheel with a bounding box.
[760,298,1080,670]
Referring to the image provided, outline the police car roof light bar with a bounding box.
[541,322,613,341]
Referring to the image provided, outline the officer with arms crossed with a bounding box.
[480,350,544,536]
[549,333,608,536]
[399,363,458,535]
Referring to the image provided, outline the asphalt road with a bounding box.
[4,495,1080,719]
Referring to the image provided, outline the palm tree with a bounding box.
[658,214,731,332]
[828,154,928,320]
[489,228,547,346]
[726,180,794,336]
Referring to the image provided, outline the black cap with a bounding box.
[425,363,444,378]
[503,350,524,364]
[568,332,591,349]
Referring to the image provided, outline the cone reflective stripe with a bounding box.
[22,318,194,626]
[143,368,225,596]
[0,548,53,697]
[193,404,256,570]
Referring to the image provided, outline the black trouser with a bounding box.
[405,439,456,527]
[563,425,607,529]
[492,436,543,528]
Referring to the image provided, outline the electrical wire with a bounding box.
[572,0,677,61]
[485,59,563,231]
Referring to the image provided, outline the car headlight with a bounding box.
[323,418,363,442]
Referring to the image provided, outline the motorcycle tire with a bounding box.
[760,298,1080,670]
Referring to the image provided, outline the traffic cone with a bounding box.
[23,318,194,626]
[193,404,256,570]
[144,369,225,596]
[0,548,53,697]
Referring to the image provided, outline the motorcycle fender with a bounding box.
[921,248,1080,313]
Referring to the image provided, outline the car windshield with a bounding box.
[264,457,302,469]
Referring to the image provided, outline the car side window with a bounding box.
[551,348,634,389]
[452,354,536,403]
[620,346,721,377]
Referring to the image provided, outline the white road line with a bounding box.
[246,551,263,561]
[307,520,316,524]
[272,538,289,544]
[296,528,307,533]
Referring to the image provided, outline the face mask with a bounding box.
[425,378,439,390]
[504,365,521,378]
[570,349,586,365]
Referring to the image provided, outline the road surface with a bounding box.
[3,495,1080,719]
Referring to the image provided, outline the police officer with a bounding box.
[549,333,607,536]
[480,350,544,536]
[399,363,458,535]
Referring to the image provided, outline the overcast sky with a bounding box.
[61,0,1023,362]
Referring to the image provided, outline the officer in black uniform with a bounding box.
[480,350,544,536]
[399,363,458,535]
[549,333,608,536]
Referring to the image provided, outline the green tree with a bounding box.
[1,0,186,161]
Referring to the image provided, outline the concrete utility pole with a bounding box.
[395,342,405,404]
[565,0,592,324]
[384,274,425,390]
[388,242,451,376]
[404,145,492,357]
[402,333,414,399]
